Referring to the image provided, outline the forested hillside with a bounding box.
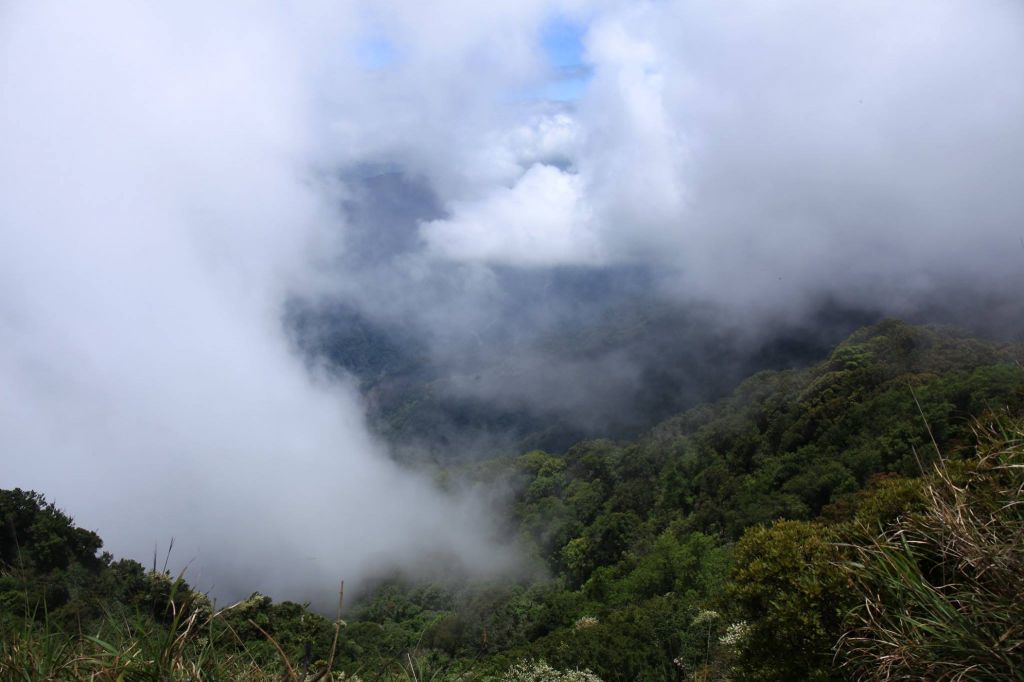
[288,294,875,460]
[4,321,1023,680]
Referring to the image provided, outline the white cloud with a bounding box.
[2,0,1023,603]
[0,0,518,604]
[423,163,601,266]
[420,0,1024,313]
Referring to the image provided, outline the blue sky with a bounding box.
[539,15,592,101]
[354,13,592,102]
[353,34,399,70]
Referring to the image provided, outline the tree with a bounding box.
[726,520,849,681]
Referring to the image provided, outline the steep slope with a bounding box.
[347,321,1023,679]
[3,321,1022,680]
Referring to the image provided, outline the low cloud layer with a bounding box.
[0,1,522,603]
[421,0,1024,313]
[314,0,1024,447]
[2,0,1022,601]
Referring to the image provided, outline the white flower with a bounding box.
[502,659,603,682]
[574,615,599,630]
[719,621,750,647]
[692,609,721,627]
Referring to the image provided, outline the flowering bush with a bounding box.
[573,615,599,630]
[718,621,749,647]
[502,659,603,682]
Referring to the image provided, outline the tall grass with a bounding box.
[2,572,283,681]
[839,416,1024,680]
[0,568,491,681]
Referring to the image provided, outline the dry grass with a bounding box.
[839,416,1024,681]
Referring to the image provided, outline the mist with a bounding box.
[3,0,1024,603]
[296,0,1024,453]
[0,1,527,604]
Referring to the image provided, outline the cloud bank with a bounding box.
[312,0,1024,448]
[0,1,525,603]
[2,0,1022,600]
[420,0,1024,313]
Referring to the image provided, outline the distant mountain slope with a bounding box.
[289,294,880,460]
[499,320,1023,566]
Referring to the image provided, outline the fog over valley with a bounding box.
[2,0,1023,607]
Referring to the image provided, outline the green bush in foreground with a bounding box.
[726,520,849,681]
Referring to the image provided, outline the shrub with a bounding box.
[726,520,848,681]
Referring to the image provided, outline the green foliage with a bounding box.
[2,321,1021,680]
[725,520,849,681]
[0,488,205,630]
[465,322,1020,679]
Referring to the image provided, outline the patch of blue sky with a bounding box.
[354,34,401,70]
[519,15,592,103]
[531,75,590,103]
[541,15,587,69]
[352,16,591,101]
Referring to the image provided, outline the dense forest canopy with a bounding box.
[4,321,1022,679]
